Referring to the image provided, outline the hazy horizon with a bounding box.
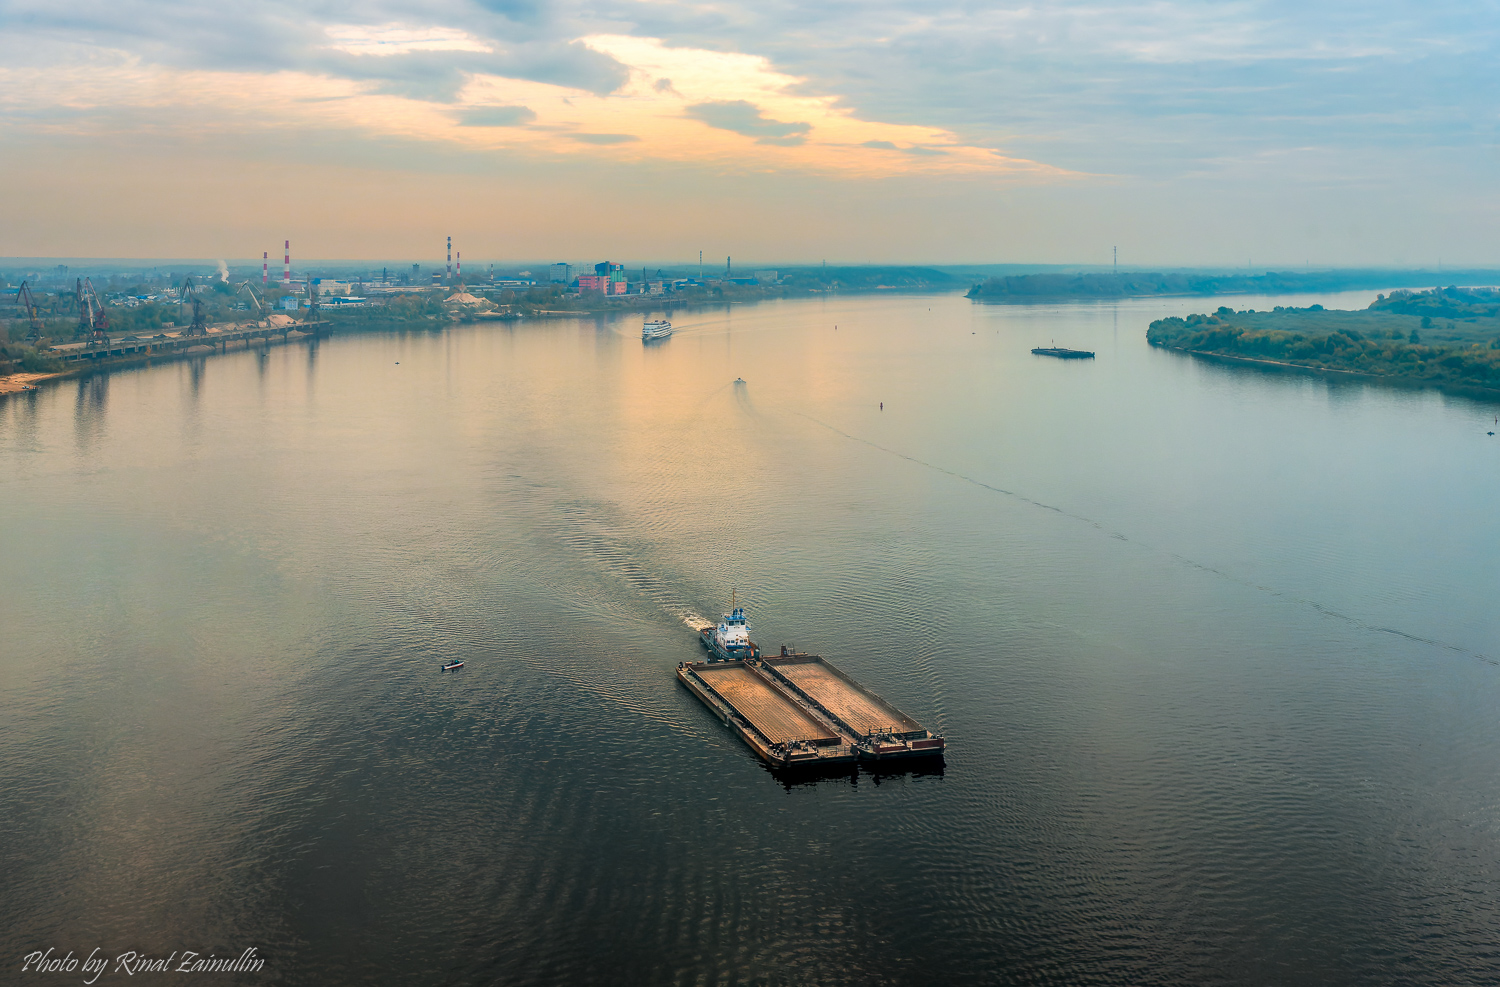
[6,259,1500,276]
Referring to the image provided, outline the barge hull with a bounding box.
[759,654,945,760]
[679,653,943,767]
[762,656,923,737]
[677,662,855,768]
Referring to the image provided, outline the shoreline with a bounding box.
[0,293,867,401]
[0,324,331,402]
[0,371,62,395]
[1156,344,1500,401]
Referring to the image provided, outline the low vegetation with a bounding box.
[967,269,1500,301]
[1147,287,1500,392]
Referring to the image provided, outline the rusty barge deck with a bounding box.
[677,651,944,769]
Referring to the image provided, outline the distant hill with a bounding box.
[967,270,1500,301]
[772,266,957,290]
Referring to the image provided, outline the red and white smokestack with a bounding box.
[447,236,452,281]
[262,251,268,285]
[457,252,461,281]
[283,241,290,285]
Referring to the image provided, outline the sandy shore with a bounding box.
[0,372,60,395]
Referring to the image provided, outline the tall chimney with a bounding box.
[457,251,461,281]
[447,236,452,281]
[263,251,268,284]
[283,241,290,285]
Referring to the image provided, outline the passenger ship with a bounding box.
[642,319,673,341]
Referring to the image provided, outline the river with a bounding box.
[2,289,1498,985]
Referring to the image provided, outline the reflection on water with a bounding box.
[2,289,1499,985]
[71,373,108,451]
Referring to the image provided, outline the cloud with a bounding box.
[324,24,493,57]
[457,105,536,127]
[861,140,946,155]
[9,0,1489,263]
[569,132,638,144]
[684,99,810,144]
[0,27,1068,181]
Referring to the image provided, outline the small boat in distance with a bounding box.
[642,319,673,341]
[441,660,465,671]
[1031,346,1095,359]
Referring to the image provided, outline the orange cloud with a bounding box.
[0,36,1072,182]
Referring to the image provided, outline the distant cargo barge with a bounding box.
[677,648,945,769]
[1031,346,1095,359]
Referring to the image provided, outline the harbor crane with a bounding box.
[236,280,267,318]
[179,276,208,335]
[74,278,110,347]
[15,280,44,343]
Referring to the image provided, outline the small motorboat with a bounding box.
[441,660,465,671]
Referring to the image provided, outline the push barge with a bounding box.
[680,606,945,769]
[1031,346,1095,359]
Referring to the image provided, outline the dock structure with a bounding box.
[677,650,944,769]
[48,321,332,364]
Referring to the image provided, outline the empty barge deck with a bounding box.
[677,660,855,767]
[677,652,944,769]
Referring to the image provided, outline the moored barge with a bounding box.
[1031,346,1095,359]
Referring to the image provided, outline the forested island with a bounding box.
[1147,287,1500,393]
[967,269,1500,301]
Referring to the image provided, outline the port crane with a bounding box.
[74,278,110,347]
[15,280,44,343]
[235,280,267,318]
[179,276,208,335]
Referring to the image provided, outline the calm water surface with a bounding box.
[3,290,1499,985]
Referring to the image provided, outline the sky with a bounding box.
[0,0,1496,266]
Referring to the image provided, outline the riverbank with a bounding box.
[968,269,1500,302]
[1147,289,1500,398]
[0,324,333,401]
[0,371,60,395]
[1,287,915,400]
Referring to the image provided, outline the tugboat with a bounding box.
[642,319,673,341]
[699,594,759,662]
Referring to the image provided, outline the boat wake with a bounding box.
[680,612,714,633]
[798,412,1500,669]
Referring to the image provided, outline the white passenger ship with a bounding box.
[642,319,673,341]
